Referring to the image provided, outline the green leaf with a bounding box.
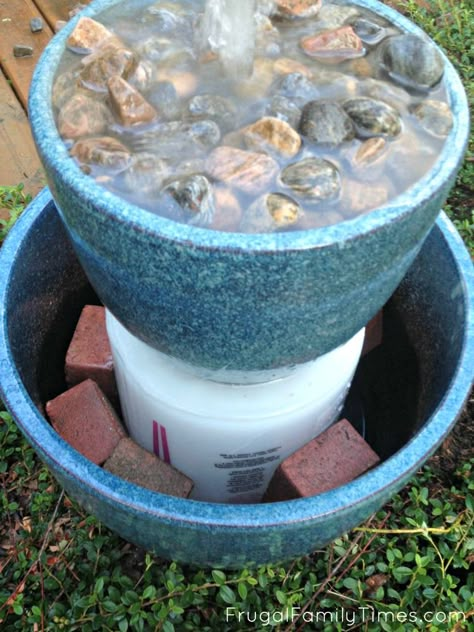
[393,566,413,583]
[238,581,248,600]
[212,570,226,585]
[143,585,157,600]
[275,590,287,605]
[118,618,129,632]
[219,585,236,604]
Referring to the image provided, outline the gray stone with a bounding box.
[299,101,355,145]
[277,72,318,102]
[352,18,387,45]
[382,34,445,89]
[266,95,302,129]
[13,44,33,58]
[280,157,341,201]
[343,97,401,138]
[188,94,236,131]
[30,17,43,33]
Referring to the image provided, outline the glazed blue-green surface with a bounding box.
[0,191,472,567]
[28,0,470,372]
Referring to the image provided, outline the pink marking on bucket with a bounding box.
[160,424,170,463]
[153,420,160,457]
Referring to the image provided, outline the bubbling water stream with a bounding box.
[201,0,257,78]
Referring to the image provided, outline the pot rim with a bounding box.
[28,0,470,252]
[0,190,472,529]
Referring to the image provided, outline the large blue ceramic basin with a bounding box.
[28,0,469,373]
[0,190,472,567]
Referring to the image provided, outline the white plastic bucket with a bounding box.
[106,311,365,503]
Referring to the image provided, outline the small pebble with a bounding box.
[13,44,33,58]
[30,17,43,33]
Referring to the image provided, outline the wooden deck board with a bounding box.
[34,0,89,30]
[0,0,54,110]
[0,70,45,195]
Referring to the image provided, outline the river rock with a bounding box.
[411,100,453,137]
[70,137,132,172]
[79,45,137,93]
[300,26,364,64]
[315,4,360,31]
[280,157,341,201]
[273,57,313,78]
[343,97,401,138]
[382,34,445,89]
[155,69,198,98]
[266,95,302,129]
[212,187,243,232]
[206,147,279,195]
[277,72,319,102]
[126,119,220,157]
[352,17,388,45]
[299,101,355,145]
[188,94,236,131]
[343,181,388,216]
[108,76,158,126]
[57,94,111,139]
[129,60,156,92]
[67,17,120,53]
[30,17,43,33]
[240,193,302,233]
[353,137,387,166]
[243,116,302,157]
[148,81,181,120]
[13,44,33,58]
[233,58,274,99]
[275,0,322,19]
[162,174,216,227]
[121,154,169,194]
[53,71,80,109]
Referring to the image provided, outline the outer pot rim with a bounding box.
[28,0,470,253]
[0,191,472,529]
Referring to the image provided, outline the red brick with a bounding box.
[104,438,194,498]
[65,305,119,407]
[362,310,383,356]
[46,379,126,465]
[263,418,380,502]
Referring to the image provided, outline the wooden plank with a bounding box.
[33,0,90,30]
[0,70,45,196]
[0,0,54,109]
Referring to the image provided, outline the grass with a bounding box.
[1,0,473,630]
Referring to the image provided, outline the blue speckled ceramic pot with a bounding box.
[0,190,472,567]
[28,0,469,372]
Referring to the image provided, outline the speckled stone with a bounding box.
[0,192,472,567]
[67,16,117,53]
[27,0,470,375]
[46,379,126,465]
[263,419,380,501]
[65,305,118,407]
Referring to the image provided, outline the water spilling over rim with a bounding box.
[29,0,469,251]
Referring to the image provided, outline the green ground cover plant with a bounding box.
[1,0,473,630]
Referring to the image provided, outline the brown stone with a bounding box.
[65,305,118,407]
[67,17,119,53]
[70,137,132,171]
[276,0,322,18]
[206,147,279,195]
[243,117,302,158]
[46,379,126,465]
[263,419,380,501]
[273,57,313,78]
[354,137,387,166]
[107,76,158,126]
[362,310,383,356]
[301,26,364,64]
[57,94,110,139]
[232,58,274,99]
[212,187,243,232]
[155,70,197,98]
[104,438,194,498]
[79,45,137,92]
